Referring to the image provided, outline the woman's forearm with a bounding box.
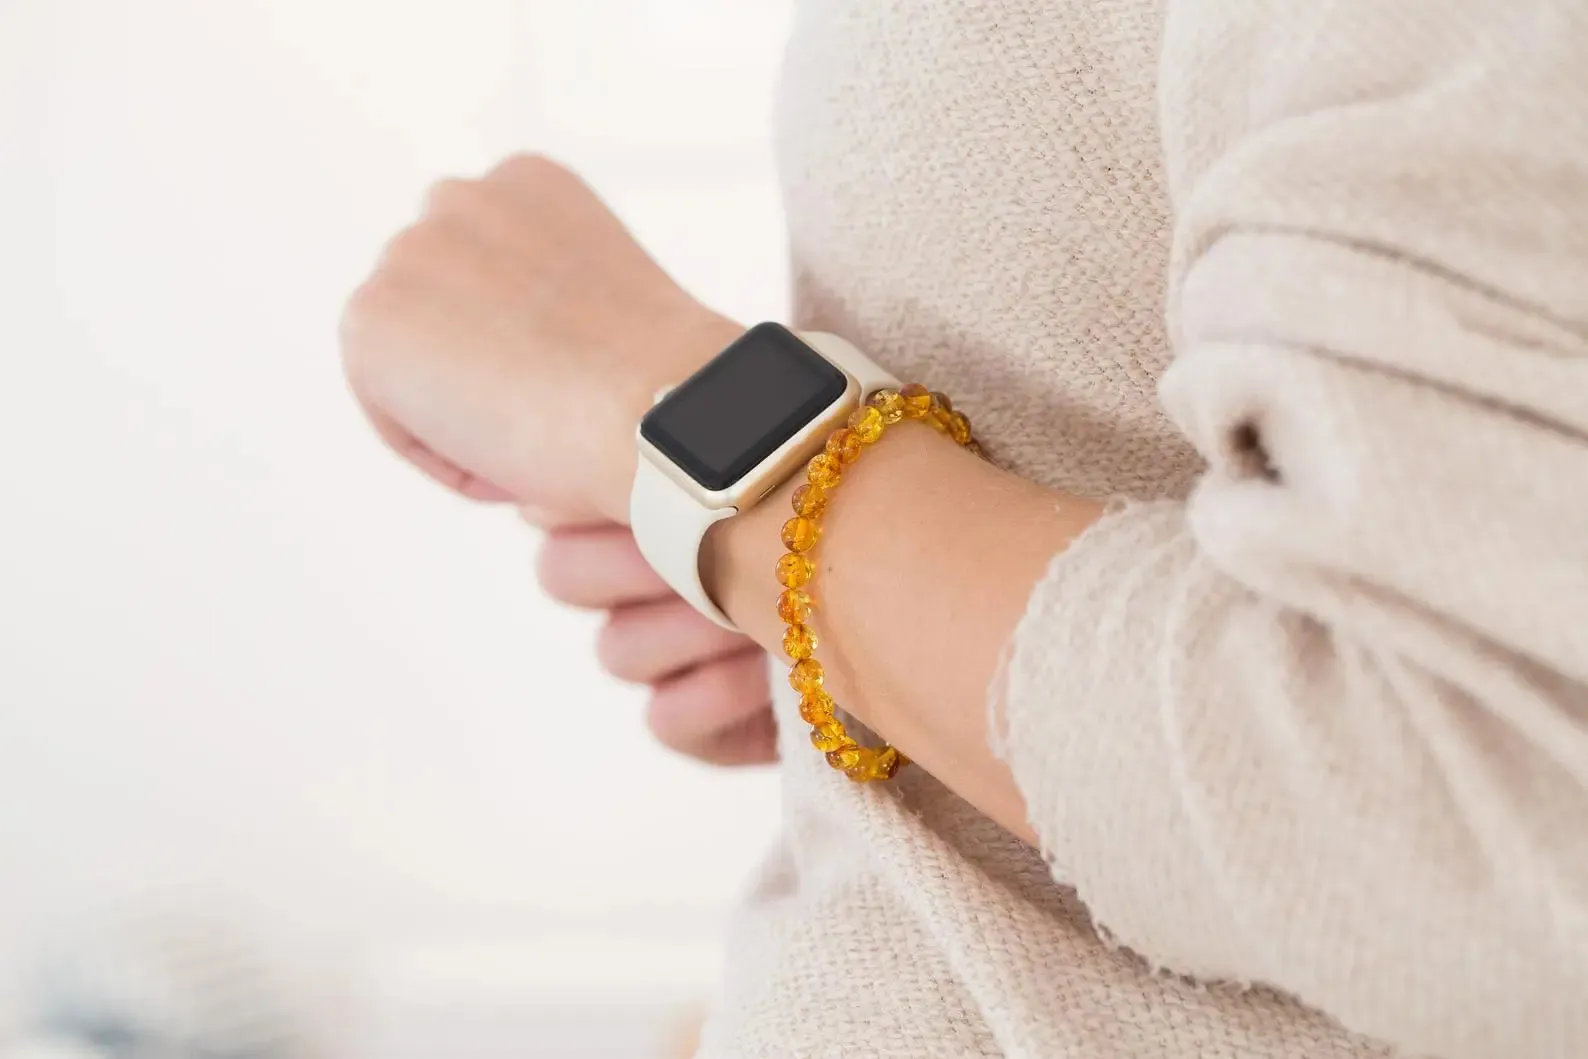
[703,421,1103,839]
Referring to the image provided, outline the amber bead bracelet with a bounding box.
[776,383,984,783]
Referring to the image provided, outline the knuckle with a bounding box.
[338,277,396,375]
[533,542,576,602]
[517,506,559,531]
[421,176,478,218]
[595,617,640,682]
[341,272,392,323]
[486,151,577,193]
[378,220,442,268]
[342,261,406,317]
[644,699,694,753]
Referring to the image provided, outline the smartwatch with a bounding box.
[630,322,897,630]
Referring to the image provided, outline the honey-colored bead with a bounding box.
[842,746,879,780]
[807,454,843,489]
[868,746,905,781]
[866,389,906,425]
[826,746,864,771]
[847,405,885,443]
[798,690,835,725]
[791,483,827,518]
[781,517,820,552]
[783,623,817,661]
[967,440,986,459]
[846,747,904,783]
[809,721,853,753]
[898,383,932,418]
[824,428,864,465]
[947,410,972,444]
[776,551,814,588]
[927,392,953,432]
[777,588,812,625]
[789,657,825,693]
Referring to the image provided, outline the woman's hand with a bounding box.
[343,154,767,767]
[535,521,778,766]
[341,153,739,521]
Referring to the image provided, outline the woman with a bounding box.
[340,1,1588,1056]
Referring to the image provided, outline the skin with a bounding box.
[343,155,1102,842]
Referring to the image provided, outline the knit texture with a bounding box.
[698,2,1588,1057]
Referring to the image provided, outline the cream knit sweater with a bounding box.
[698,2,1588,1057]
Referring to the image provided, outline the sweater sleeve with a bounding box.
[999,3,1588,1056]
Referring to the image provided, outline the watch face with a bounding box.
[640,322,849,492]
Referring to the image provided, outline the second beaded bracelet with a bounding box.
[774,383,984,783]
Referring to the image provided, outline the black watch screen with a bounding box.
[640,322,847,492]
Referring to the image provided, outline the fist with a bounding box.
[341,154,737,521]
[536,521,778,767]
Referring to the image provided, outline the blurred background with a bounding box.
[1,0,795,1054]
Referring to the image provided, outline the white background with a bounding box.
[1,0,794,1052]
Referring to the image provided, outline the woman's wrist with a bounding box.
[698,374,1104,836]
[701,422,971,744]
[704,420,1099,744]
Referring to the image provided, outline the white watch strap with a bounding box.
[630,331,897,631]
[630,456,737,627]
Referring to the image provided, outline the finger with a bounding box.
[537,526,671,609]
[517,505,612,533]
[647,651,778,767]
[356,396,518,502]
[596,597,751,684]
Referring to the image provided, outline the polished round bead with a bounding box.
[866,389,906,425]
[966,440,986,459]
[847,405,885,443]
[777,588,812,625]
[789,657,825,693]
[947,410,972,444]
[807,454,843,489]
[782,623,817,661]
[898,383,932,418]
[926,393,953,432]
[781,517,820,553]
[791,483,828,518]
[846,747,904,783]
[798,690,835,725]
[809,721,853,752]
[824,428,864,465]
[844,744,907,781]
[869,746,905,780]
[842,746,879,780]
[826,746,864,770]
[776,551,814,588]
